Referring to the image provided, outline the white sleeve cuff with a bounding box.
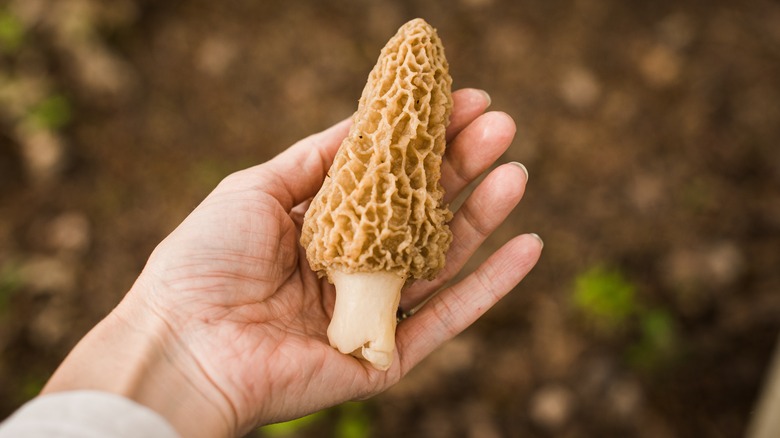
[0,391,180,438]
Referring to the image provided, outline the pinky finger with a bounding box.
[394,233,543,373]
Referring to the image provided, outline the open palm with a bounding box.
[128,89,542,435]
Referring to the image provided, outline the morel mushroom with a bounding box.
[300,18,453,370]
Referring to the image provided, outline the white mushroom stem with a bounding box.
[327,270,406,371]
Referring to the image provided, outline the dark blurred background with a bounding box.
[1,0,779,437]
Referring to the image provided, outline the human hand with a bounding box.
[41,88,542,437]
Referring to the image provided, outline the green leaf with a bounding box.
[260,411,324,437]
[640,309,676,350]
[27,94,72,130]
[573,265,636,329]
[628,308,678,369]
[0,261,21,315]
[0,9,24,53]
[335,403,371,438]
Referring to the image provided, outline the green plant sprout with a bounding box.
[0,9,25,53]
[573,265,636,330]
[628,308,678,369]
[260,411,325,437]
[26,94,72,131]
[334,402,371,438]
[0,261,21,315]
[21,375,47,401]
[573,264,679,370]
[258,401,372,438]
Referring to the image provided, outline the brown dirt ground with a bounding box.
[1,0,780,437]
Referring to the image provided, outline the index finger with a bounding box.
[230,117,351,212]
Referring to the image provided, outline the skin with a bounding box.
[41,88,543,438]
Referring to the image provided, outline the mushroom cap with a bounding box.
[301,18,453,281]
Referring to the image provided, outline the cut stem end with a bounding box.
[327,270,406,371]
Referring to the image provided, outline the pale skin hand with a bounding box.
[41,88,543,438]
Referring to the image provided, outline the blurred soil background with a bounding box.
[1,0,780,437]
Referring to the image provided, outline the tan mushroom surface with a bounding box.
[301,18,453,370]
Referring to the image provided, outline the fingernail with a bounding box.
[510,162,529,181]
[529,233,544,249]
[479,89,492,108]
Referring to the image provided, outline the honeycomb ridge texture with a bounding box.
[302,18,453,281]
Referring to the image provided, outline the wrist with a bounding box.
[42,282,236,438]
